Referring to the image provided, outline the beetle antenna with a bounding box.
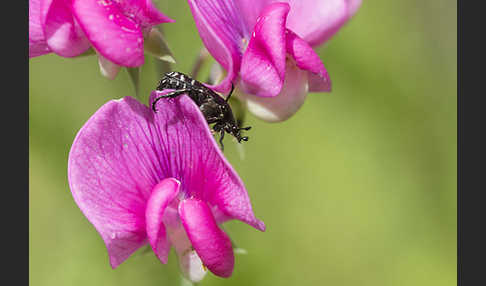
[226,83,235,102]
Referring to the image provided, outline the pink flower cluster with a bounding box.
[31,0,362,282]
[188,0,361,121]
[29,0,173,72]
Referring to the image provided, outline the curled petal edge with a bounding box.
[146,178,181,264]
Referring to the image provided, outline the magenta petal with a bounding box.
[240,3,290,97]
[41,0,90,57]
[150,91,265,231]
[239,40,282,97]
[145,178,180,264]
[286,29,330,92]
[285,0,362,46]
[69,93,264,268]
[179,198,234,278]
[251,3,289,79]
[187,0,248,93]
[68,97,163,268]
[29,0,51,57]
[72,0,145,67]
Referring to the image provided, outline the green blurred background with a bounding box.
[29,0,456,285]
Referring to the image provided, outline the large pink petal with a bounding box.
[69,94,264,268]
[286,29,331,92]
[187,0,250,93]
[68,97,164,268]
[179,198,234,278]
[150,91,265,231]
[41,0,90,57]
[240,3,290,97]
[242,60,309,122]
[29,0,51,57]
[145,178,180,264]
[72,0,145,67]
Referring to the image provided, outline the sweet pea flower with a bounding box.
[68,93,265,282]
[187,0,361,122]
[29,0,174,79]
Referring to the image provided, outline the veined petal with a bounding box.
[286,29,331,92]
[240,3,290,97]
[179,198,234,278]
[150,91,265,231]
[29,0,51,57]
[72,0,145,67]
[41,0,90,57]
[243,60,308,122]
[187,0,250,93]
[69,94,264,268]
[145,178,180,264]
[68,97,165,268]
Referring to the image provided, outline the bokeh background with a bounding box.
[29,1,457,285]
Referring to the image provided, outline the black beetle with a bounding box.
[152,71,251,150]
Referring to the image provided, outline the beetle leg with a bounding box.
[152,89,191,112]
[239,126,251,131]
[219,129,225,151]
[238,136,249,143]
[225,83,235,102]
[206,117,221,124]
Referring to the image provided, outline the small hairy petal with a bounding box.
[243,60,308,122]
[179,198,234,278]
[41,0,90,57]
[286,30,331,92]
[145,178,181,264]
[240,3,290,97]
[29,0,51,57]
[72,0,145,67]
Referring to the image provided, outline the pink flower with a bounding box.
[29,0,174,78]
[68,93,265,282]
[187,0,361,122]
